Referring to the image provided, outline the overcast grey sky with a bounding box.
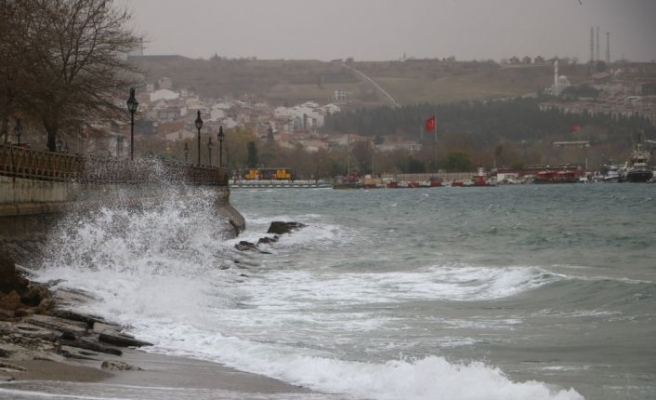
[119,0,656,62]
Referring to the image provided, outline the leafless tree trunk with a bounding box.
[1,0,142,151]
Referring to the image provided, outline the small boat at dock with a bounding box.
[532,169,580,184]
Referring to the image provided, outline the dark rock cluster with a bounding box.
[0,250,149,379]
[234,221,306,253]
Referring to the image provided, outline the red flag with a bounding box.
[425,115,436,132]
[570,123,580,133]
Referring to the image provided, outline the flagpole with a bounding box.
[433,113,437,173]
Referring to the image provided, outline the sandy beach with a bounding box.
[0,254,327,399]
[3,348,326,400]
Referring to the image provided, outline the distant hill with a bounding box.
[130,56,591,108]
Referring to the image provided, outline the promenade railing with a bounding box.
[0,144,228,186]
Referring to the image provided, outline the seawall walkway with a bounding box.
[0,144,244,255]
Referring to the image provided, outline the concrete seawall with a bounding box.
[0,175,245,264]
[0,176,76,216]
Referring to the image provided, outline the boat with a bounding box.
[532,169,579,184]
[469,166,496,186]
[620,141,653,183]
[333,172,364,189]
[599,160,620,182]
[386,176,442,188]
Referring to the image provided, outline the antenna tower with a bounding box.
[589,27,594,63]
[605,32,610,63]
[596,27,600,61]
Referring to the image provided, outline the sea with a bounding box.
[2,183,655,400]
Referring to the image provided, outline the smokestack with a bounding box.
[605,32,610,63]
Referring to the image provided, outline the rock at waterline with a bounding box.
[0,249,28,294]
[98,332,153,348]
[101,360,142,371]
[266,221,306,235]
[234,241,272,254]
[257,236,279,245]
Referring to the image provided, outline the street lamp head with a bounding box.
[127,87,138,113]
[57,137,63,152]
[218,126,224,143]
[195,110,203,130]
[208,136,213,149]
[184,143,188,153]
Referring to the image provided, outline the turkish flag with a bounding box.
[425,115,436,132]
[570,123,580,133]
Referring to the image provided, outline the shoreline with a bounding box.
[0,256,317,399]
[4,348,314,397]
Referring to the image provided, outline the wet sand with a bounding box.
[6,348,316,398]
[104,349,313,394]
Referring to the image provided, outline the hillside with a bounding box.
[130,56,591,108]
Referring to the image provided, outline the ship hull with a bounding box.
[624,170,653,183]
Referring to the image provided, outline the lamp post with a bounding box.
[57,137,63,152]
[184,143,189,164]
[195,110,203,166]
[13,119,22,145]
[217,126,225,167]
[126,88,139,161]
[207,136,213,166]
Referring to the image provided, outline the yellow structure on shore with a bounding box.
[244,168,292,180]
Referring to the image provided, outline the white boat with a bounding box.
[619,140,653,183]
[600,160,620,182]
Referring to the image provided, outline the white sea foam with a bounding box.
[31,191,586,400]
[142,335,584,400]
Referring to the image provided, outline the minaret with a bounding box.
[554,59,559,94]
[605,32,610,63]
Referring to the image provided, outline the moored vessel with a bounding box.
[532,169,580,184]
[600,160,620,183]
[620,141,653,183]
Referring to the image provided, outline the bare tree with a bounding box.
[1,0,141,151]
[0,1,34,143]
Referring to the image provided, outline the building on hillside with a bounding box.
[85,125,127,158]
[641,82,656,95]
[221,117,239,130]
[157,121,193,142]
[552,141,590,148]
[155,106,183,121]
[296,139,327,152]
[273,132,295,149]
[158,77,173,90]
[150,89,179,102]
[320,103,341,115]
[210,106,226,120]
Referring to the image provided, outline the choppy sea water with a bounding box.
[3,183,655,400]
